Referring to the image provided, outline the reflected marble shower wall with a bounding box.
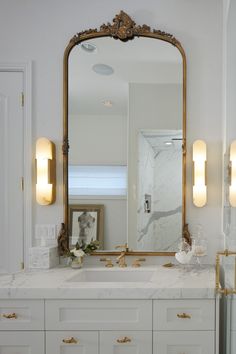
[137,132,182,251]
[137,133,155,250]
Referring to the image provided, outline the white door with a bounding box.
[100,331,152,354]
[0,71,24,273]
[0,331,44,354]
[153,331,215,354]
[46,331,98,354]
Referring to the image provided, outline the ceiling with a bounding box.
[68,36,182,116]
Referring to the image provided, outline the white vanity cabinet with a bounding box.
[0,298,217,354]
[0,331,44,354]
[153,299,216,354]
[153,331,215,354]
[0,299,44,330]
[45,299,153,354]
[0,300,45,353]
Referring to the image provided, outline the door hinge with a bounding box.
[21,92,24,107]
[21,177,24,191]
[20,262,24,270]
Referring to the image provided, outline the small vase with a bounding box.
[71,256,83,269]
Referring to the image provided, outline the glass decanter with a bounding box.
[192,224,207,267]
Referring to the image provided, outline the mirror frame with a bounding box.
[62,10,188,256]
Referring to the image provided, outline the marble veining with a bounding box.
[0,265,216,299]
[137,132,182,251]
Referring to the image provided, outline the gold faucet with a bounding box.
[115,243,129,267]
[100,258,114,267]
[116,251,127,267]
[132,258,146,267]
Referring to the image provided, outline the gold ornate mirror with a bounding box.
[62,11,188,256]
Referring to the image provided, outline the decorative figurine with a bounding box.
[57,223,68,256]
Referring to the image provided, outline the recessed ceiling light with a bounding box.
[102,100,113,107]
[93,63,114,75]
[81,42,97,53]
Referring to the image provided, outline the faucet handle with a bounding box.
[132,258,146,267]
[115,243,129,252]
[100,258,114,268]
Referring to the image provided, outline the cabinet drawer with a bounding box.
[0,299,44,330]
[153,299,215,331]
[45,299,152,330]
[0,331,44,354]
[46,331,98,354]
[100,331,152,354]
[153,331,215,354]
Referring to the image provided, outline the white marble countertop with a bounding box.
[0,265,216,300]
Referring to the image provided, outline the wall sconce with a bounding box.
[229,140,236,207]
[36,138,56,205]
[192,140,207,207]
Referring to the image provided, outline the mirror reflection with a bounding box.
[68,36,183,251]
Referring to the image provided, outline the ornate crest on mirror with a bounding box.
[62,11,188,256]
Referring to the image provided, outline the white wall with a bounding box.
[69,114,127,165]
[223,0,236,250]
[0,0,223,263]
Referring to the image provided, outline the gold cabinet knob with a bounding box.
[177,312,191,319]
[62,337,78,344]
[2,313,17,319]
[117,336,132,343]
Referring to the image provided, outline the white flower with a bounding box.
[71,248,85,258]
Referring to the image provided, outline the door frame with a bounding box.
[0,62,32,269]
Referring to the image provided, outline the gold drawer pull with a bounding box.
[117,336,132,343]
[2,313,18,319]
[62,337,78,344]
[177,312,191,319]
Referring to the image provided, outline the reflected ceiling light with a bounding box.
[102,100,113,107]
[229,140,236,207]
[92,63,114,75]
[81,42,97,53]
[192,140,207,207]
[164,141,173,146]
[36,138,56,205]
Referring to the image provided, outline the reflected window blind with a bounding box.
[69,165,127,196]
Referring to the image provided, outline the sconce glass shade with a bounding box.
[36,138,56,205]
[229,140,236,207]
[192,140,207,207]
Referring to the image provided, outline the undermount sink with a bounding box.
[67,269,155,283]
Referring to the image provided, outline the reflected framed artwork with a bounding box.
[69,204,104,247]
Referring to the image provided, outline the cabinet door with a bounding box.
[0,331,44,354]
[100,331,152,354]
[46,331,98,354]
[153,331,215,354]
[0,299,44,330]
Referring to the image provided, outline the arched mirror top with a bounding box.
[62,11,188,256]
